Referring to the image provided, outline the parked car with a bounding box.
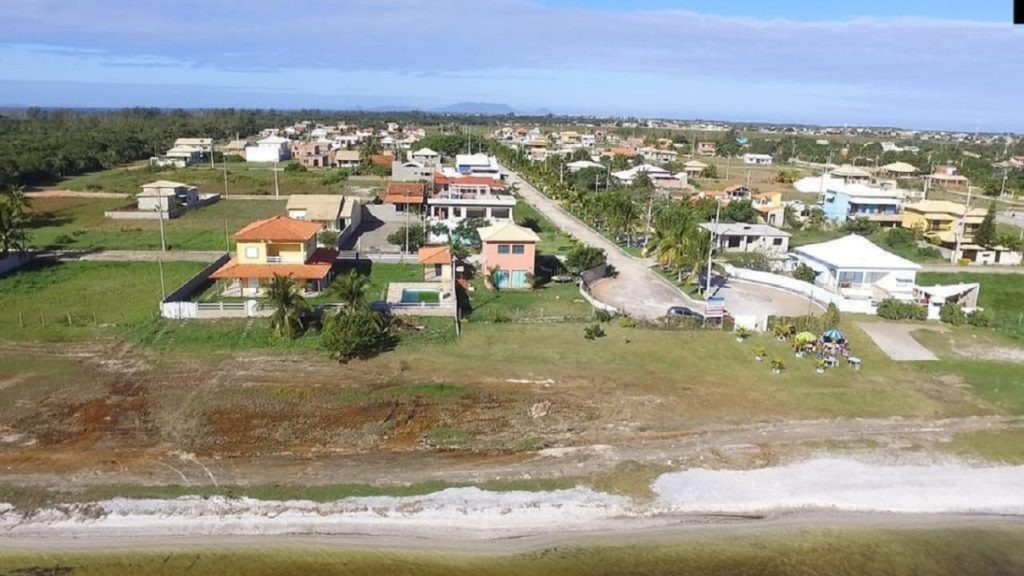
[666,305,704,319]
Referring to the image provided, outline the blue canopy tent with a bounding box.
[822,328,845,343]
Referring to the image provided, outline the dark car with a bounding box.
[665,305,704,319]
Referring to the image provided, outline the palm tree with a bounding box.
[266,274,310,339]
[0,186,29,258]
[328,270,370,307]
[682,228,712,287]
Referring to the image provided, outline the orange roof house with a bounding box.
[384,182,426,211]
[372,153,396,167]
[608,147,637,158]
[417,244,453,282]
[210,216,337,296]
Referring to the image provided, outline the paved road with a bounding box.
[503,166,700,318]
[857,322,940,361]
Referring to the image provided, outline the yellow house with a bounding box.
[752,191,784,226]
[901,200,986,245]
[211,216,337,296]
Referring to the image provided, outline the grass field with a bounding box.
[466,279,594,322]
[514,200,576,255]
[0,260,206,341]
[51,163,386,196]
[917,272,1024,338]
[27,196,287,251]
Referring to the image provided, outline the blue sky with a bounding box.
[0,0,1020,131]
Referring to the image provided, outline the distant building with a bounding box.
[455,154,502,180]
[391,160,436,182]
[245,136,292,163]
[700,222,791,256]
[292,142,331,168]
[742,153,773,166]
[696,142,717,156]
[822,183,902,227]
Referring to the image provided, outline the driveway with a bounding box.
[504,165,824,321]
[857,322,940,361]
[503,166,699,318]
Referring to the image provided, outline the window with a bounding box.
[512,244,525,254]
[466,207,487,219]
[491,208,510,220]
[244,246,259,259]
[773,238,784,246]
[498,244,511,254]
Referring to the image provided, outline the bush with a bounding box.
[618,316,637,328]
[842,217,880,235]
[916,246,942,259]
[318,229,340,247]
[583,324,606,340]
[939,302,967,326]
[793,264,817,283]
[967,309,993,328]
[876,298,927,321]
[566,245,607,274]
[320,305,395,363]
[595,309,614,323]
[320,170,349,186]
[822,303,841,329]
[283,162,307,172]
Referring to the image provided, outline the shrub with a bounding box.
[967,309,993,328]
[583,324,606,340]
[53,233,75,246]
[283,162,307,172]
[876,298,927,321]
[735,327,751,340]
[916,246,942,259]
[753,345,767,359]
[595,309,614,323]
[793,264,817,283]
[618,316,637,328]
[318,229,340,247]
[822,303,841,329]
[387,223,426,251]
[320,305,395,363]
[939,302,967,326]
[320,170,349,186]
[770,357,786,372]
[566,245,607,274]
[842,217,879,235]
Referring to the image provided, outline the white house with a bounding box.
[611,164,671,184]
[792,234,920,306]
[455,154,502,180]
[245,136,292,163]
[742,153,773,166]
[427,176,515,235]
[136,181,200,213]
[700,222,790,256]
[391,160,436,182]
[173,137,213,154]
[410,147,441,166]
[565,160,606,173]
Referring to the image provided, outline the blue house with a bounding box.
[822,184,903,227]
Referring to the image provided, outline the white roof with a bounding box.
[477,222,540,243]
[258,135,290,144]
[566,160,605,170]
[916,282,979,300]
[455,153,494,167]
[831,164,872,178]
[828,182,901,200]
[412,147,439,156]
[743,153,773,159]
[683,160,708,169]
[612,164,670,181]
[881,161,919,174]
[794,234,921,270]
[141,180,191,192]
[700,222,790,237]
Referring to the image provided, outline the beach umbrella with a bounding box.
[822,328,845,342]
[794,332,817,344]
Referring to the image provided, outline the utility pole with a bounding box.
[273,158,280,198]
[222,157,229,198]
[158,259,166,300]
[157,203,166,252]
[952,185,973,264]
[705,199,722,296]
[209,141,215,169]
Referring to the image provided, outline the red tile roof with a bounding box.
[210,248,337,281]
[384,182,425,204]
[372,153,395,167]
[233,216,322,242]
[433,174,505,189]
[418,245,452,265]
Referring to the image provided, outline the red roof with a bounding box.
[418,245,452,265]
[210,248,337,281]
[384,182,425,204]
[233,216,322,242]
[372,153,395,167]
[433,174,505,189]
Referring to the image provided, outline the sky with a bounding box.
[0,0,1020,131]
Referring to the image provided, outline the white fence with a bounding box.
[722,264,876,315]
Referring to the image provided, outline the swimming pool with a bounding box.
[400,288,440,304]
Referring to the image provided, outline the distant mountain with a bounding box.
[434,102,517,115]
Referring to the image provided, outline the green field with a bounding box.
[27,196,287,251]
[0,260,206,341]
[514,200,576,255]
[51,163,386,196]
[917,272,1024,338]
[466,278,594,322]
[2,526,1023,576]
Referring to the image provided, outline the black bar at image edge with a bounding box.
[1017,0,1024,24]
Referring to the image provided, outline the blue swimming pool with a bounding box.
[400,288,440,304]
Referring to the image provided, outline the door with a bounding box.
[245,278,259,296]
[510,270,527,289]
[493,269,509,289]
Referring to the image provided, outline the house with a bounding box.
[410,147,441,166]
[372,153,396,168]
[333,149,360,169]
[286,195,362,235]
[742,153,773,166]
[136,180,200,213]
[455,154,502,179]
[880,162,919,178]
[223,139,250,156]
[702,184,752,203]
[925,165,970,190]
[700,222,790,256]
[150,144,204,168]
[391,160,436,182]
[245,136,292,163]
[640,147,678,164]
[428,175,515,230]
[696,142,717,156]
[822,183,902,226]
[681,160,708,177]
[565,160,605,173]
[751,191,784,226]
[902,199,1021,265]
[830,164,872,184]
[479,222,540,290]
[210,216,338,296]
[383,182,426,212]
[611,164,671,185]
[174,137,213,154]
[606,146,638,159]
[292,142,331,168]
[792,234,920,304]
[417,245,453,282]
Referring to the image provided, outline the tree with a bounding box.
[328,270,370,307]
[387,222,426,252]
[320,303,394,363]
[565,245,607,274]
[451,217,490,249]
[359,135,383,171]
[975,202,997,248]
[793,264,817,283]
[0,186,29,258]
[317,229,340,247]
[681,227,712,287]
[266,274,310,339]
[700,164,719,179]
[722,200,756,223]
[842,217,879,235]
[822,303,841,328]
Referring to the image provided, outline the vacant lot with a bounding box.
[918,272,1024,339]
[27,196,286,251]
[514,200,576,255]
[0,260,206,341]
[52,164,386,196]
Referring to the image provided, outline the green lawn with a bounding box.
[917,272,1024,338]
[27,196,287,251]
[0,260,206,341]
[466,278,594,322]
[514,200,577,255]
[51,163,384,196]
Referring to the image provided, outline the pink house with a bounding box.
[478,222,540,289]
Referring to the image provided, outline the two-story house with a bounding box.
[751,191,784,226]
[210,216,338,296]
[427,175,516,232]
[479,222,540,290]
[292,142,331,168]
[902,199,1021,264]
[822,183,902,227]
[245,136,292,163]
